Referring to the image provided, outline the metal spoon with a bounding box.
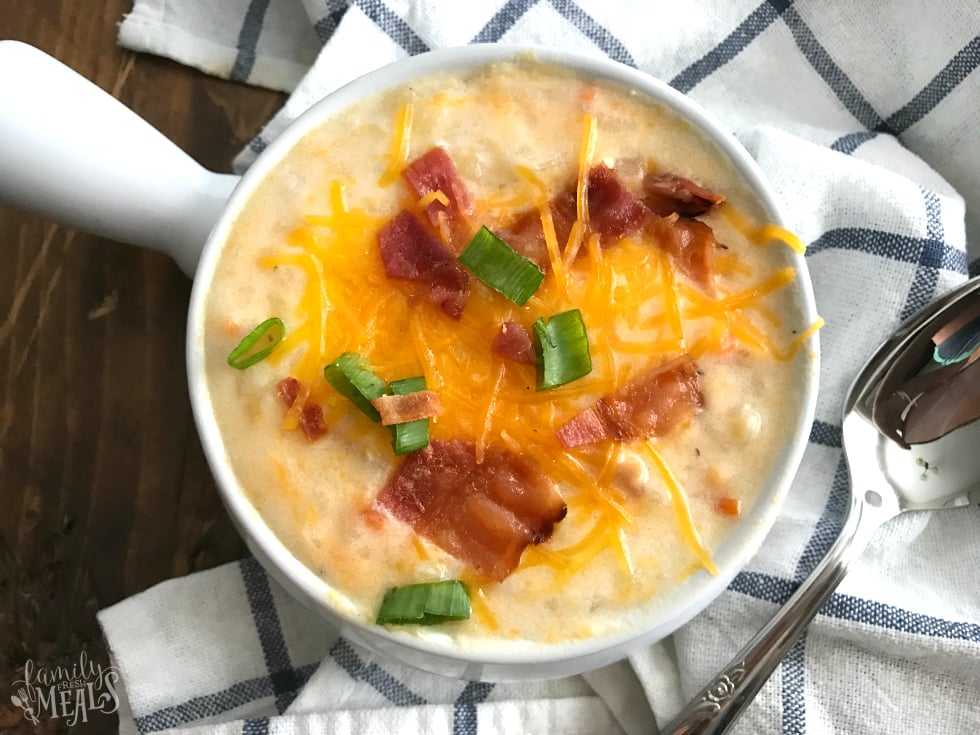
[662,276,980,735]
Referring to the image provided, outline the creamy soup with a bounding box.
[202,57,817,648]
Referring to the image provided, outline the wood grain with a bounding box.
[0,2,286,732]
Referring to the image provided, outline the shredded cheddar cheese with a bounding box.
[477,362,506,463]
[418,189,450,208]
[411,534,430,561]
[516,165,569,297]
[467,584,500,632]
[563,220,586,269]
[730,312,825,361]
[378,102,414,187]
[435,210,452,247]
[659,250,686,349]
[614,526,635,578]
[720,203,808,253]
[642,441,719,575]
[262,150,818,609]
[522,514,615,584]
[575,113,598,225]
[758,224,806,253]
[685,267,796,319]
[779,317,824,359]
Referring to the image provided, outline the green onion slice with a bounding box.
[376,580,471,626]
[458,226,545,306]
[227,317,285,369]
[533,309,593,391]
[389,376,430,455]
[324,352,387,422]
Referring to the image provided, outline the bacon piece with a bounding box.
[429,493,532,578]
[650,215,719,291]
[471,447,567,543]
[276,377,327,441]
[643,172,725,217]
[378,210,455,279]
[370,390,443,425]
[298,403,327,441]
[551,164,652,247]
[584,164,654,244]
[498,164,651,269]
[427,259,470,320]
[277,377,300,407]
[377,210,470,319]
[375,439,566,580]
[556,355,704,449]
[492,321,536,365]
[497,209,550,270]
[547,189,578,251]
[402,147,475,245]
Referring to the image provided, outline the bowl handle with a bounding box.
[0,41,240,277]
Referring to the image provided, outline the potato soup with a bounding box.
[202,57,818,648]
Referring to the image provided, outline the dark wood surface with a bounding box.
[0,3,285,731]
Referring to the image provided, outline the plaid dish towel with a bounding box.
[105,1,980,733]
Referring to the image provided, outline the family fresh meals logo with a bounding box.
[9,652,119,726]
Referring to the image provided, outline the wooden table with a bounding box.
[0,3,284,731]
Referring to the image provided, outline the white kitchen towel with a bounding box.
[104,1,980,734]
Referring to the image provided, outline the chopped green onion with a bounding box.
[324,352,387,422]
[389,376,430,455]
[533,309,592,391]
[458,226,545,306]
[227,317,285,369]
[376,580,470,626]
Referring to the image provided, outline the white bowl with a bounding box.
[188,46,819,680]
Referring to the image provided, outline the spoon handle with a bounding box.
[661,473,888,735]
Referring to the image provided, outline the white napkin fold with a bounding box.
[108,1,980,733]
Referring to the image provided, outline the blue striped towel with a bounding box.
[107,1,980,733]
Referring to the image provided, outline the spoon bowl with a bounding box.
[663,276,980,735]
[846,276,980,519]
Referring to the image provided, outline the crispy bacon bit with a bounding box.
[497,209,551,270]
[650,215,719,291]
[427,259,470,319]
[299,403,327,440]
[277,377,300,407]
[375,439,567,580]
[556,355,704,449]
[378,210,455,279]
[276,377,328,441]
[377,210,470,319]
[402,147,475,239]
[643,172,725,217]
[492,321,536,365]
[584,164,654,243]
[499,164,652,270]
[370,390,443,425]
[551,164,652,247]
